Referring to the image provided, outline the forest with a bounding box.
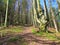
[0,0,60,45]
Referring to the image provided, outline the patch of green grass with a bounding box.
[0,27,23,32]
[7,36,28,45]
[8,37,17,42]
[0,26,23,37]
[37,31,46,36]
[32,28,37,34]
[36,32,58,40]
[32,29,59,40]
[8,37,19,42]
[10,28,22,33]
[45,33,57,40]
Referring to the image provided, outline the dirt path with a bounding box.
[19,27,60,45]
[0,27,60,45]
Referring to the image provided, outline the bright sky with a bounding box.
[40,0,58,8]
[15,0,58,10]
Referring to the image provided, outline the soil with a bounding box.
[0,27,60,45]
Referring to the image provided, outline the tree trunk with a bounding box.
[49,0,58,32]
[4,0,9,27]
[57,0,60,10]
[32,0,37,27]
[51,9,58,32]
[44,0,49,31]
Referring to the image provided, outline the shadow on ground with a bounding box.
[0,27,60,45]
[2,33,60,45]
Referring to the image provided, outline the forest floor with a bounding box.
[0,26,60,45]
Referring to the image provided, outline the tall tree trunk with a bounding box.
[0,14,3,26]
[31,0,34,26]
[44,0,49,31]
[44,0,49,20]
[4,0,9,27]
[18,0,20,24]
[36,0,41,13]
[36,0,43,17]
[51,9,58,32]
[57,0,60,11]
[49,0,58,32]
[32,0,37,27]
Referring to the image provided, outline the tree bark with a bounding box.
[4,0,9,27]
[49,0,58,32]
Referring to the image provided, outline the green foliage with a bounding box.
[32,28,37,34]
[3,0,7,4]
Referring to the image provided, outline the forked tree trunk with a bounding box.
[32,0,47,31]
[44,0,50,31]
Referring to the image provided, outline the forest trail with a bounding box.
[0,26,60,45]
[19,27,60,45]
[21,26,38,34]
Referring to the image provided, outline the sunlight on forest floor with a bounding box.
[0,26,60,45]
[32,28,60,41]
[0,26,23,37]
